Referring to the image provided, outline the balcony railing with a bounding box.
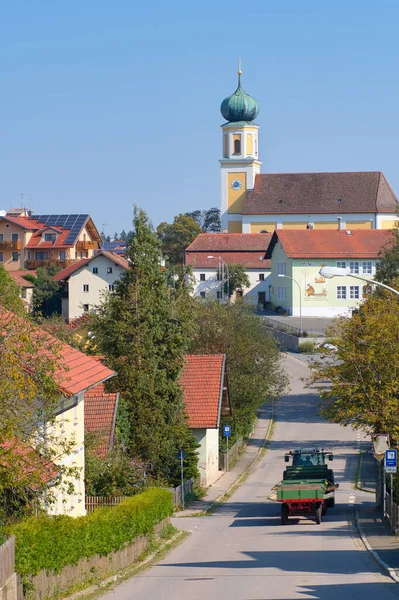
[76,241,99,251]
[0,240,22,250]
[25,259,76,270]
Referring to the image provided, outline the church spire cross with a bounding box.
[238,58,242,86]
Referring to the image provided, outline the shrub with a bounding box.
[9,488,173,576]
[298,340,315,353]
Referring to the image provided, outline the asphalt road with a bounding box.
[100,354,399,600]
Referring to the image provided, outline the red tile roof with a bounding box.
[0,308,116,396]
[66,313,91,330]
[244,172,398,215]
[180,354,225,429]
[186,233,273,252]
[186,252,271,269]
[267,229,394,259]
[84,384,119,456]
[53,259,90,281]
[0,215,39,230]
[54,251,129,282]
[8,270,36,288]
[26,228,74,249]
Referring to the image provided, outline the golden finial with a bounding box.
[238,58,242,76]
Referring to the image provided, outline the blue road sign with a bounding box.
[223,425,231,437]
[385,449,397,473]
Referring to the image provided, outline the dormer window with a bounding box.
[45,233,56,242]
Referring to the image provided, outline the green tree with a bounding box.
[157,214,202,265]
[310,284,399,444]
[184,207,221,233]
[223,264,250,298]
[0,266,25,314]
[24,268,62,316]
[189,300,287,439]
[89,207,198,485]
[375,228,399,285]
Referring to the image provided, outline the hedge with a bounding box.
[9,488,173,576]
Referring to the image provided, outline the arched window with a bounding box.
[234,138,241,154]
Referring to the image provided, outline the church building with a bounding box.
[220,68,398,234]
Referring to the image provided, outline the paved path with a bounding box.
[100,354,399,599]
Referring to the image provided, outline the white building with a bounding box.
[54,251,129,322]
[185,233,272,305]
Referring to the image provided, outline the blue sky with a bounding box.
[1,1,398,235]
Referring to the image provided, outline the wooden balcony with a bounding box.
[25,259,76,270]
[76,240,99,251]
[0,240,22,251]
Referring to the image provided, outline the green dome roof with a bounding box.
[220,70,259,123]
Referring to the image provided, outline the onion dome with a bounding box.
[220,65,259,123]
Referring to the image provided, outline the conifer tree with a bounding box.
[90,207,198,484]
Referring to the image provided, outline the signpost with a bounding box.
[177,449,187,509]
[223,425,231,472]
[373,434,390,514]
[385,450,397,521]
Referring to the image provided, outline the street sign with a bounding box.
[223,425,231,437]
[177,449,187,460]
[385,449,397,473]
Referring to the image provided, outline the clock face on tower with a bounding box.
[231,179,242,190]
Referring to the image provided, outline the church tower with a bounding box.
[220,64,261,233]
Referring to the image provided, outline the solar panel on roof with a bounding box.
[54,215,69,226]
[46,216,58,226]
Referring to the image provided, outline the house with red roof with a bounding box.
[185,233,272,306]
[180,354,232,486]
[54,250,129,321]
[0,308,116,516]
[8,270,36,311]
[266,229,394,317]
[0,208,101,272]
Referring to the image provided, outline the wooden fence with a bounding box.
[86,481,195,513]
[0,536,20,600]
[85,495,127,513]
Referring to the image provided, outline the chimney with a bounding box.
[337,217,342,230]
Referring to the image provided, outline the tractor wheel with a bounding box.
[315,504,322,524]
[281,503,289,525]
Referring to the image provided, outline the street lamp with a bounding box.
[319,266,399,297]
[207,255,230,303]
[278,273,302,335]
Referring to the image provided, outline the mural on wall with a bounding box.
[301,267,328,301]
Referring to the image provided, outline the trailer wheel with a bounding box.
[315,504,322,524]
[281,503,289,525]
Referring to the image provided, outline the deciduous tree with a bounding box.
[310,284,399,444]
[157,214,202,265]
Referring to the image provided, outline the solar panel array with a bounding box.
[30,214,89,245]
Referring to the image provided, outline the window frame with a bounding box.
[11,252,18,262]
[82,284,89,292]
[336,285,347,300]
[362,261,372,275]
[259,273,265,281]
[92,267,98,274]
[336,261,346,269]
[350,285,360,299]
[349,261,359,274]
[199,273,206,281]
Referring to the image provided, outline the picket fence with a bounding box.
[219,437,245,471]
[0,536,21,600]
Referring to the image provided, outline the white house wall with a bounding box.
[46,391,86,517]
[67,255,126,321]
[192,427,220,486]
[192,268,271,304]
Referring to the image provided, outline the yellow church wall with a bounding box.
[345,221,372,230]
[313,222,340,230]
[228,221,242,233]
[381,220,397,229]
[281,222,308,230]
[246,133,253,155]
[228,172,246,213]
[250,222,276,233]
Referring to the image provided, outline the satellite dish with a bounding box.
[0,210,6,217]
